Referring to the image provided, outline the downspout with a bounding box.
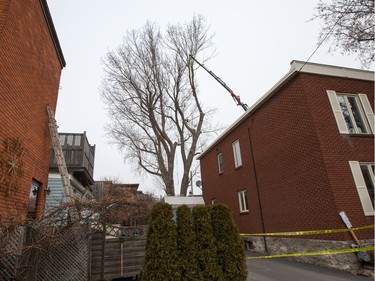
[247,123,268,254]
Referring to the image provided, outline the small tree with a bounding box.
[192,206,222,281]
[86,181,154,225]
[210,204,247,281]
[176,205,202,281]
[142,202,180,281]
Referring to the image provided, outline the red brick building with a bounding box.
[0,0,65,222]
[198,61,374,270]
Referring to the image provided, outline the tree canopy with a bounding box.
[101,15,216,196]
[313,0,374,68]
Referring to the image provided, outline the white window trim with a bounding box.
[358,94,375,133]
[349,161,374,216]
[232,140,242,168]
[238,190,249,213]
[217,153,223,174]
[327,90,374,135]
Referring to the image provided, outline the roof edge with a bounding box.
[291,60,373,81]
[39,0,66,68]
[198,60,374,159]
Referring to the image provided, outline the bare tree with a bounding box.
[101,15,215,196]
[312,0,374,68]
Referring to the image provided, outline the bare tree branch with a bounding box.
[311,0,374,68]
[101,15,217,196]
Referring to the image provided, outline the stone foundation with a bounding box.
[244,236,374,274]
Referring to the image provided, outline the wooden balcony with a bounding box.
[50,132,95,186]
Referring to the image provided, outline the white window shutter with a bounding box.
[349,161,374,216]
[326,90,349,134]
[358,94,374,134]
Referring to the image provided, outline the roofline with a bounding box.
[291,60,373,81]
[197,60,374,159]
[39,0,66,68]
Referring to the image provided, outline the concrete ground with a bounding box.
[246,254,373,281]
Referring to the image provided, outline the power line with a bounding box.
[299,0,355,71]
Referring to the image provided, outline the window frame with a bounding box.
[217,153,223,174]
[337,94,370,134]
[232,140,242,168]
[349,161,375,216]
[360,163,374,208]
[28,180,41,219]
[238,190,249,213]
[327,90,374,135]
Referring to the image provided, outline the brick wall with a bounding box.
[200,72,374,241]
[0,0,63,222]
[301,73,374,239]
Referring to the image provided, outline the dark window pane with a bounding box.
[361,165,374,207]
[348,96,368,133]
[338,96,355,132]
[244,191,249,210]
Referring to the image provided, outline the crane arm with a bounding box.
[189,55,248,111]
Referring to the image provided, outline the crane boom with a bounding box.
[189,55,248,111]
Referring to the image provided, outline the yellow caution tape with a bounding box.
[240,224,374,237]
[247,245,375,259]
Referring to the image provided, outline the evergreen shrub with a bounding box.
[141,202,180,281]
[192,205,223,281]
[210,204,247,281]
[176,205,202,281]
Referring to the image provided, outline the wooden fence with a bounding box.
[91,223,147,280]
[0,223,147,281]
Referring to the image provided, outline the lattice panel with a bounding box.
[0,224,89,281]
[37,224,89,281]
[0,225,25,281]
[91,221,147,238]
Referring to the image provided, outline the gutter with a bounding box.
[39,0,66,68]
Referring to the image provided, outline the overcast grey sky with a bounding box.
[47,0,367,196]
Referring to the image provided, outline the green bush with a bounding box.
[141,202,180,281]
[210,204,247,281]
[176,205,203,281]
[192,205,223,281]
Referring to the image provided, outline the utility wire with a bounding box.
[299,0,355,71]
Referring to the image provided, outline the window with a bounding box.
[361,164,374,205]
[327,91,374,134]
[211,198,216,205]
[232,140,242,168]
[28,180,40,219]
[217,153,223,174]
[349,161,375,216]
[238,190,249,213]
